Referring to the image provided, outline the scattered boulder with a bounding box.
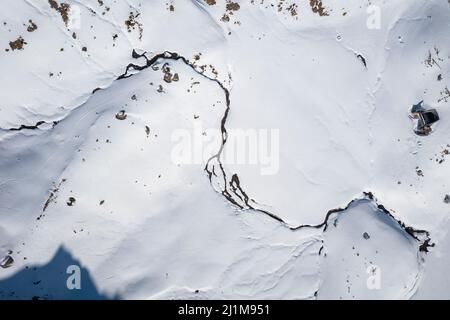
[410,101,439,136]
[66,197,76,206]
[9,36,27,51]
[0,255,14,269]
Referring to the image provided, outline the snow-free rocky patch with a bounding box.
[0,0,449,299]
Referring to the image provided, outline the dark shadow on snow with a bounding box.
[0,246,119,300]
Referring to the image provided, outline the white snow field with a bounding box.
[0,0,449,299]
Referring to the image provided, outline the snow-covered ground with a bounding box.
[0,0,449,300]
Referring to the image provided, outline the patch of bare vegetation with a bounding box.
[438,87,450,103]
[160,63,180,84]
[226,2,240,11]
[115,110,127,120]
[221,1,241,23]
[431,145,450,164]
[424,47,443,69]
[42,179,66,213]
[97,0,111,15]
